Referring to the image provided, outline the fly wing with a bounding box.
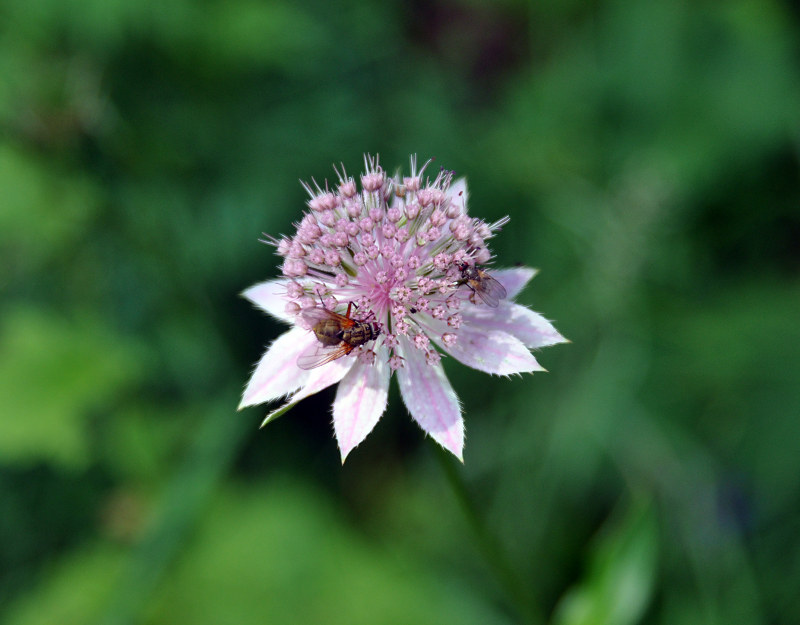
[296,341,354,370]
[300,306,352,325]
[476,275,507,308]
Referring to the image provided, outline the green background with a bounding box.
[1,0,799,623]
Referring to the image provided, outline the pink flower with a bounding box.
[239,155,567,462]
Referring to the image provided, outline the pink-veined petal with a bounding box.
[260,355,355,427]
[461,303,568,349]
[396,337,464,460]
[332,345,390,463]
[491,267,538,299]
[429,324,546,376]
[242,279,292,322]
[239,326,313,409]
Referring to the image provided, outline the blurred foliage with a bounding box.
[1,0,799,623]
[0,305,142,467]
[553,497,657,625]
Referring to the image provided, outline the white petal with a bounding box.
[396,337,464,460]
[242,279,292,322]
[449,177,469,212]
[491,267,538,299]
[461,303,568,349]
[332,345,390,462]
[239,327,313,409]
[432,326,546,376]
[260,355,355,427]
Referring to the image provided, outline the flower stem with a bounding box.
[434,445,544,625]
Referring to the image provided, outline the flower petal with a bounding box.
[261,355,355,427]
[239,326,313,409]
[242,279,292,322]
[461,303,568,349]
[332,345,390,462]
[431,325,546,376]
[396,337,464,460]
[491,267,538,299]
[450,177,469,213]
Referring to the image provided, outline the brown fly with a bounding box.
[297,302,381,369]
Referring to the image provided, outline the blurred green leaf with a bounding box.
[654,282,800,463]
[0,144,100,278]
[4,481,510,625]
[148,482,511,625]
[102,406,184,483]
[552,497,658,625]
[0,306,144,467]
[2,546,125,625]
[191,1,328,69]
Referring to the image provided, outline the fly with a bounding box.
[297,302,381,369]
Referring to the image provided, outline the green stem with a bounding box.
[434,445,544,625]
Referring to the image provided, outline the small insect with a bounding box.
[297,302,381,369]
[457,262,507,308]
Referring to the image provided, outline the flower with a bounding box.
[239,155,567,462]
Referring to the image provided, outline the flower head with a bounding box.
[240,155,567,462]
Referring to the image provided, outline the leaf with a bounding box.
[553,497,658,625]
[0,144,99,278]
[3,483,512,625]
[0,306,144,468]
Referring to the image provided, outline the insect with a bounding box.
[457,262,507,308]
[297,302,381,369]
